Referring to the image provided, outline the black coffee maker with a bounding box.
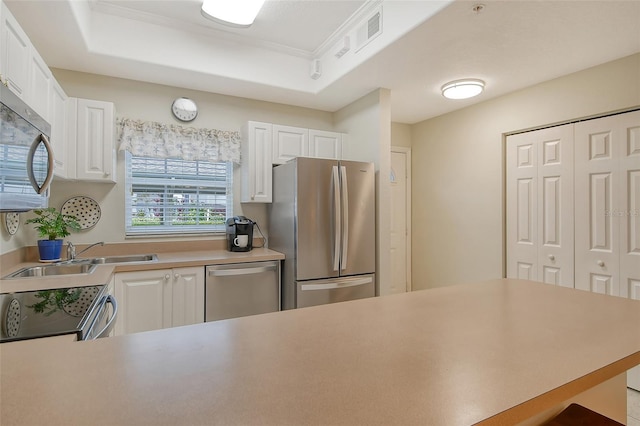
[226,216,254,252]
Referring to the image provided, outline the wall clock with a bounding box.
[171,97,198,122]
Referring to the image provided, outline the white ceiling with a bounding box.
[6,0,640,124]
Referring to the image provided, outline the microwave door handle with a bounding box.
[88,295,118,339]
[332,165,341,272]
[340,165,348,270]
[26,134,54,195]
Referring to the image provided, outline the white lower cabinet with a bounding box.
[113,266,204,336]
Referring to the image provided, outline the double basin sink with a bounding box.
[4,254,158,279]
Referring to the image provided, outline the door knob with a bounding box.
[597,260,605,267]
[548,254,555,261]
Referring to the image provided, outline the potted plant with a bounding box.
[25,207,81,261]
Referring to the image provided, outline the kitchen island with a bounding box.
[1,279,639,425]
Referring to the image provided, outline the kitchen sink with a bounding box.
[4,263,97,279]
[87,254,158,264]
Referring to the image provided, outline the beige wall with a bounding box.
[411,53,640,290]
[391,122,412,148]
[335,89,392,295]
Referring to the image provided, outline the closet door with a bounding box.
[506,125,574,286]
[618,110,640,299]
[574,115,623,295]
[536,125,574,287]
[506,132,538,281]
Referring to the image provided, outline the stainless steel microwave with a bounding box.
[0,84,53,212]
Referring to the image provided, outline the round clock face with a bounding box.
[171,97,198,122]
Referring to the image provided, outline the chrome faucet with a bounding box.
[67,241,105,260]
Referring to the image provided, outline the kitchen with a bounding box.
[1,0,640,425]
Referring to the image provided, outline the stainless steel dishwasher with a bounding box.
[205,261,280,322]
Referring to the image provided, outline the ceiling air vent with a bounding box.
[355,8,382,53]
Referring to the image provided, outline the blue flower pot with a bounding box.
[37,239,63,261]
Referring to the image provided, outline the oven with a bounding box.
[0,285,118,343]
[0,84,54,212]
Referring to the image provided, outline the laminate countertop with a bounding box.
[0,247,284,293]
[1,279,639,425]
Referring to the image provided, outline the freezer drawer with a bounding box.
[205,261,280,322]
[296,274,374,309]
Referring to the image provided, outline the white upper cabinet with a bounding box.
[309,129,343,160]
[50,79,68,178]
[66,97,116,183]
[0,2,52,121]
[242,121,347,203]
[27,47,51,121]
[272,125,309,165]
[242,121,273,203]
[0,2,30,102]
[272,126,344,164]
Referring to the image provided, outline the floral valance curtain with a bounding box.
[117,118,241,164]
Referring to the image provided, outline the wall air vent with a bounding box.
[355,7,382,53]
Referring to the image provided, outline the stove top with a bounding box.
[0,285,106,343]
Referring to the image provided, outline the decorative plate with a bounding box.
[3,298,21,338]
[63,286,100,317]
[61,196,101,230]
[4,213,19,235]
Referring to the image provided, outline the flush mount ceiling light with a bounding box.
[201,0,266,28]
[441,79,485,100]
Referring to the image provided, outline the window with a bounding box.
[125,153,233,235]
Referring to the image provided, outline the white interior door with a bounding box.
[388,148,411,295]
[618,110,640,299]
[507,132,539,281]
[575,115,622,295]
[536,124,574,287]
[619,111,640,391]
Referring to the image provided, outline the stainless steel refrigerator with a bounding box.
[269,157,376,310]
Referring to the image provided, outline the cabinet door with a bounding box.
[0,2,29,101]
[575,115,622,295]
[28,48,51,121]
[272,125,308,165]
[241,121,272,203]
[309,129,342,160]
[75,98,116,182]
[50,80,68,178]
[171,266,205,327]
[114,269,171,336]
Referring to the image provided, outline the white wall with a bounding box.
[334,89,392,296]
[411,53,640,289]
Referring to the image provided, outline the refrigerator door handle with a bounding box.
[300,276,373,291]
[340,165,348,270]
[332,165,341,271]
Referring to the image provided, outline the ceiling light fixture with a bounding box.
[201,0,265,28]
[441,79,485,100]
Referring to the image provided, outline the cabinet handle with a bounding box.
[548,254,555,261]
[174,274,180,279]
[164,274,170,280]
[597,260,605,267]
